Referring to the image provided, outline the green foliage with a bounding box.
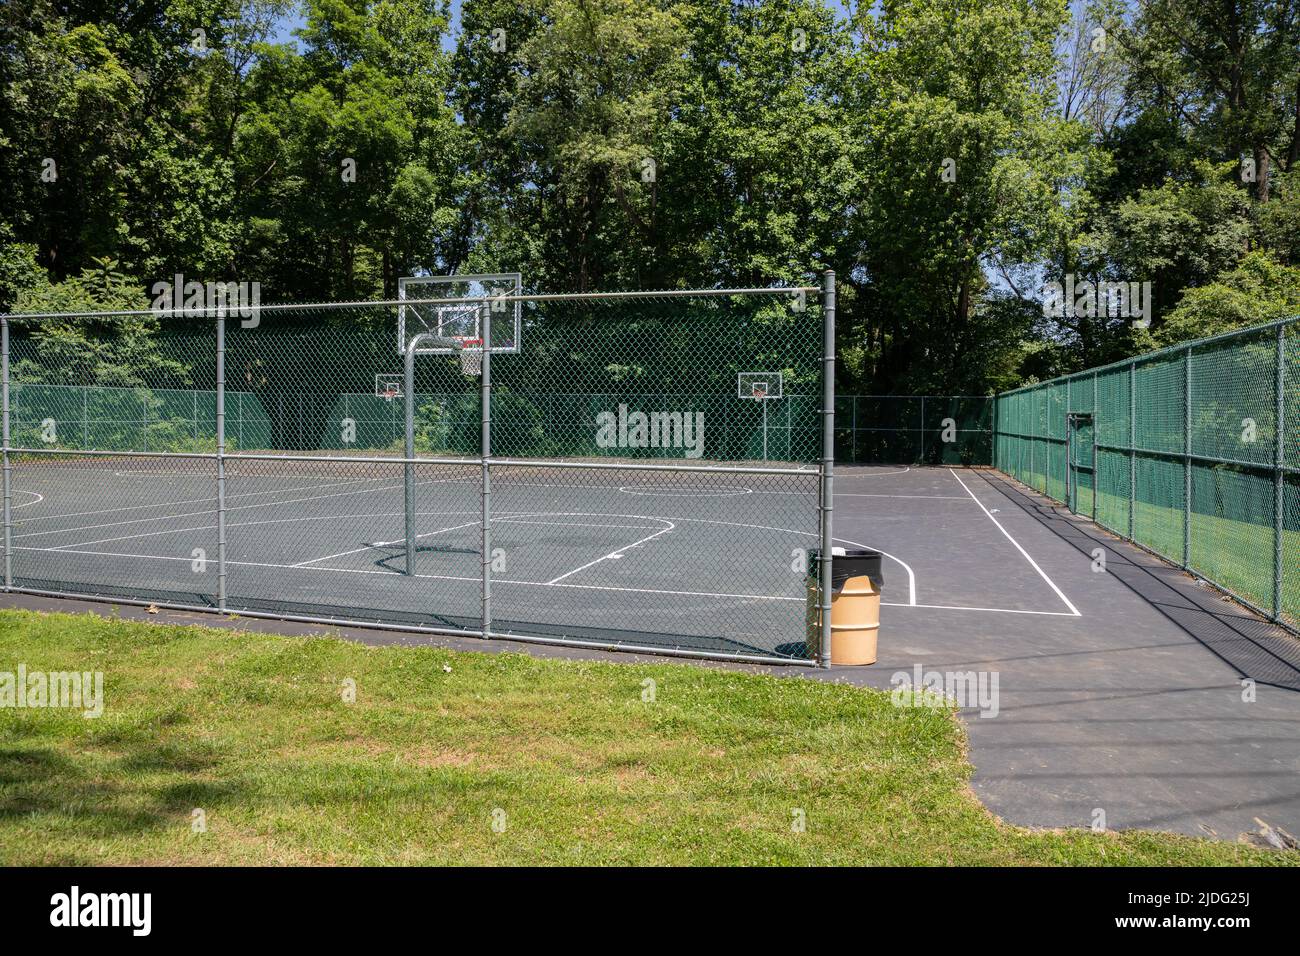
[11,258,190,388]
[1259,169,1300,266]
[1157,252,1300,344]
[1105,161,1254,320]
[1,0,1298,396]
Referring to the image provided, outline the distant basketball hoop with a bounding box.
[374,373,403,402]
[737,372,784,461]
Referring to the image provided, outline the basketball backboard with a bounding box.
[397,273,522,355]
[738,371,783,400]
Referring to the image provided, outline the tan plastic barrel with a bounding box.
[807,574,880,665]
[806,548,884,665]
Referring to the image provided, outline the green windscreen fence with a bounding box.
[10,383,272,452]
[995,316,1299,632]
[835,395,993,464]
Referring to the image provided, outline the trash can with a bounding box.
[806,547,884,665]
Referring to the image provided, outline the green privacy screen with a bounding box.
[995,316,1299,632]
[834,395,993,464]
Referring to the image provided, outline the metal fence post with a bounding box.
[818,270,836,668]
[2,316,11,590]
[404,337,418,576]
[1274,324,1286,620]
[1029,393,1035,487]
[851,394,858,464]
[1091,372,1098,521]
[481,300,492,641]
[920,394,926,463]
[1183,346,1192,568]
[1128,362,1136,541]
[991,394,998,471]
[216,309,227,611]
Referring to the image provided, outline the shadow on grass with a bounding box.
[0,735,248,858]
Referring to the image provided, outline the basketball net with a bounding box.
[457,338,484,376]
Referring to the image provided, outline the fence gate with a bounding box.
[1066,412,1094,517]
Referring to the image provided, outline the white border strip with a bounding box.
[948,468,1081,617]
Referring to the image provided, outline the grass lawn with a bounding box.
[0,608,1293,866]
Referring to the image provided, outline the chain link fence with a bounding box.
[835,395,993,464]
[1,279,835,665]
[995,316,1299,632]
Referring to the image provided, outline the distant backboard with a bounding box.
[398,273,522,355]
[738,371,783,400]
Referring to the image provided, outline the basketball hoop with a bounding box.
[456,337,484,376]
[375,373,403,402]
[751,383,769,400]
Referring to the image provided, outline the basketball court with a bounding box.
[4,457,1094,661]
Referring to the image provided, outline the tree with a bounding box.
[1117,0,1300,202]
[847,0,1086,393]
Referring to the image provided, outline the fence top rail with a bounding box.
[996,313,1299,399]
[841,393,994,399]
[0,286,823,322]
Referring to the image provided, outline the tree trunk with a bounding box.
[1253,144,1271,202]
[1288,75,1300,171]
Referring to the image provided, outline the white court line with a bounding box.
[835,466,910,478]
[14,472,403,526]
[28,487,922,608]
[835,493,968,499]
[545,519,677,584]
[664,515,918,606]
[11,544,1058,615]
[948,468,1081,617]
[292,516,665,568]
[17,473,475,542]
[47,508,487,551]
[291,519,483,567]
[492,518,663,531]
[10,491,44,509]
[882,601,1078,617]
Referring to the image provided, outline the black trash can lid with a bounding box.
[809,547,884,592]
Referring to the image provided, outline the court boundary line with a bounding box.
[16,473,477,543]
[9,469,1102,618]
[545,518,677,584]
[948,468,1082,617]
[13,542,1072,615]
[33,505,923,609]
[12,471,415,526]
[9,503,1094,614]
